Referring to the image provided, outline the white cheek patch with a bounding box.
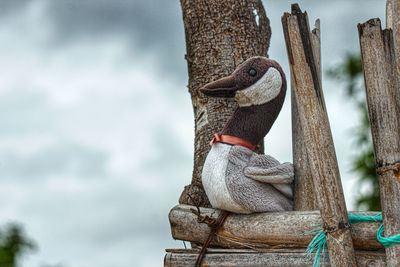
[235,67,282,107]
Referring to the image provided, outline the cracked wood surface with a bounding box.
[291,19,320,211]
[169,205,383,250]
[282,4,357,266]
[165,248,385,267]
[358,17,400,267]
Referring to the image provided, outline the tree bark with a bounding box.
[358,18,400,267]
[178,0,271,207]
[169,205,383,250]
[282,4,357,266]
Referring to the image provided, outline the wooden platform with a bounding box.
[164,248,385,267]
[169,205,383,250]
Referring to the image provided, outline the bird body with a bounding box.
[202,143,248,213]
[200,56,294,213]
[203,142,293,213]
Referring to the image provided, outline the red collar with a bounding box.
[210,134,256,151]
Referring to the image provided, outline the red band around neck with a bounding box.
[210,134,256,151]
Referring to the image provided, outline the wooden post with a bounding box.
[387,0,400,113]
[292,20,320,211]
[387,0,400,81]
[358,18,400,267]
[282,4,357,266]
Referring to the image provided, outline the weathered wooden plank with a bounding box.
[164,248,386,267]
[169,205,383,250]
[358,18,400,267]
[282,4,357,266]
[291,19,320,211]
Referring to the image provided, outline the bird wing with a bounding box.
[244,157,294,199]
[244,155,294,184]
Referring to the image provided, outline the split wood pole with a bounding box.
[358,18,400,267]
[387,0,400,81]
[291,19,320,211]
[282,4,357,266]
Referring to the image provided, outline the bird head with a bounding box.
[200,57,286,107]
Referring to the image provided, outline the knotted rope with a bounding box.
[188,195,230,267]
[304,212,400,267]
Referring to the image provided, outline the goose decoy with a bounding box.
[201,56,294,214]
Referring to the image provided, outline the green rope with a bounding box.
[304,212,400,267]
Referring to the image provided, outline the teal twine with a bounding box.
[304,212,400,267]
[377,224,400,248]
[305,230,326,267]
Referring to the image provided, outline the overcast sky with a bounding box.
[0,1,385,266]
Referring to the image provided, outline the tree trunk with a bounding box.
[178,0,271,207]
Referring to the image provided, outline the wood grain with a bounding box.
[164,248,385,267]
[387,0,400,82]
[358,17,400,267]
[291,19,320,211]
[282,4,357,266]
[169,205,383,250]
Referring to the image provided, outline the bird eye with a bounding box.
[248,68,257,76]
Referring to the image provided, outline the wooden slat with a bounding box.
[169,205,383,250]
[281,4,357,266]
[164,248,386,267]
[358,18,400,267]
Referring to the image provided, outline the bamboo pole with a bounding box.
[169,205,383,250]
[358,18,400,267]
[281,4,357,266]
[165,248,385,267]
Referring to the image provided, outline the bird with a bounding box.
[200,56,294,214]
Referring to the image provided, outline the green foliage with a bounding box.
[0,223,37,267]
[327,52,381,211]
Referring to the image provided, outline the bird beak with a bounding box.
[200,75,237,97]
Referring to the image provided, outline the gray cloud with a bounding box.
[0,0,30,17]
[140,125,192,176]
[43,0,187,79]
[0,142,109,181]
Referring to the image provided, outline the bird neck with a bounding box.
[220,89,286,145]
